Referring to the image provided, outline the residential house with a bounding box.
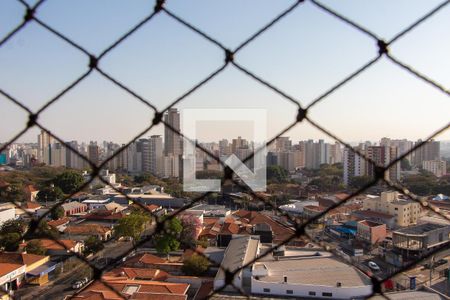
[71,279,189,300]
[47,217,70,233]
[61,201,87,216]
[64,224,112,241]
[20,239,84,256]
[24,185,39,202]
[124,253,183,275]
[0,253,54,286]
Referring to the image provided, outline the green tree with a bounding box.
[50,206,65,220]
[0,233,21,251]
[30,220,60,240]
[318,163,343,177]
[0,219,27,235]
[197,237,208,248]
[402,173,437,196]
[0,183,26,203]
[114,211,150,244]
[84,236,104,255]
[400,159,412,171]
[53,171,84,194]
[25,240,46,255]
[37,185,64,204]
[267,165,288,183]
[182,254,210,276]
[154,217,182,256]
[349,176,374,190]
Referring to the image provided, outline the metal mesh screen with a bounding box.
[1,0,449,299]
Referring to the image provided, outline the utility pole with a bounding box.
[430,256,435,287]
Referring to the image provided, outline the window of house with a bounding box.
[263,288,270,293]
[322,292,333,297]
[286,290,293,295]
[309,291,316,296]
[394,207,398,210]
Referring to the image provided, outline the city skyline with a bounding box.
[1,0,449,144]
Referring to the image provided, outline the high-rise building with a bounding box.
[231,136,248,154]
[164,108,181,156]
[422,160,447,177]
[275,136,292,152]
[412,139,440,166]
[304,140,316,169]
[380,138,414,163]
[328,142,343,164]
[37,130,55,165]
[366,146,400,182]
[343,147,366,186]
[51,142,66,167]
[88,141,100,166]
[149,135,164,176]
[219,139,231,157]
[164,154,180,178]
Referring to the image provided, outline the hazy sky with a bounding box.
[1,0,449,145]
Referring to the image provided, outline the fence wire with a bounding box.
[0,0,449,299]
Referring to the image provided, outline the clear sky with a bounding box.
[1,0,449,145]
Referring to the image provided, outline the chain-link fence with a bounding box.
[0,0,449,299]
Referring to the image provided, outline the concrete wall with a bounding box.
[251,278,372,300]
[0,208,15,227]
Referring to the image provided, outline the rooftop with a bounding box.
[352,210,394,219]
[62,201,86,210]
[34,238,77,250]
[0,262,23,277]
[47,217,70,228]
[253,257,372,288]
[215,236,260,282]
[65,224,111,235]
[0,252,47,266]
[359,220,384,227]
[395,223,449,235]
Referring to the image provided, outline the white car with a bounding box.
[368,261,381,271]
[72,281,83,290]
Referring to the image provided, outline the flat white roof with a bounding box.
[82,199,110,204]
[113,194,173,199]
[254,257,371,288]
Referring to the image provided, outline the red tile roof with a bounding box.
[65,224,111,235]
[0,263,23,277]
[25,185,38,193]
[233,210,301,244]
[82,210,124,220]
[23,201,41,209]
[194,281,213,300]
[27,238,77,251]
[72,279,189,300]
[0,252,47,266]
[104,267,169,281]
[48,217,70,228]
[146,205,161,212]
[125,253,166,265]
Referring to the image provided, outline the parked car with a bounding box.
[72,281,83,290]
[368,261,381,271]
[82,277,89,284]
[435,259,448,267]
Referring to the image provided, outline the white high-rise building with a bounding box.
[37,130,55,165]
[343,147,366,186]
[149,135,164,176]
[423,160,447,177]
